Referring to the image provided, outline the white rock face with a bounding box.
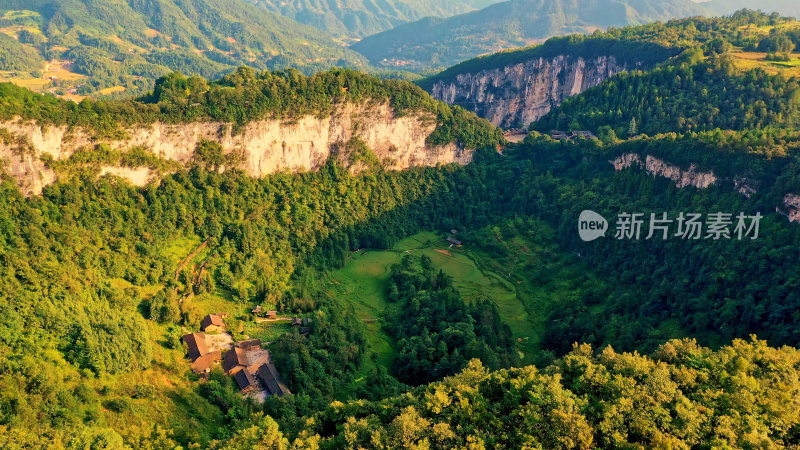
[645,156,717,189]
[431,55,635,128]
[610,153,641,171]
[610,153,717,189]
[99,166,153,187]
[0,102,472,196]
[0,148,58,196]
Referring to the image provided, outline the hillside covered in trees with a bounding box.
[253,338,800,448]
[420,10,800,129]
[352,0,709,70]
[0,0,368,97]
[248,0,501,41]
[2,9,800,449]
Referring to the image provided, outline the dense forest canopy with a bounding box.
[271,338,800,449]
[1,7,800,449]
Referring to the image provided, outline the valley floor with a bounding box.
[324,225,601,371]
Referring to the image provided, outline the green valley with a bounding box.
[325,225,602,368]
[1,5,800,449]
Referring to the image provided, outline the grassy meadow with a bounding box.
[323,224,599,368]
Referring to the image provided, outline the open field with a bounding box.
[324,249,400,370]
[163,236,203,268]
[241,320,294,342]
[98,85,127,96]
[732,51,800,77]
[0,60,88,101]
[325,230,551,367]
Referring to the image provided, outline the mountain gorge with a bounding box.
[421,11,800,129]
[352,0,708,70]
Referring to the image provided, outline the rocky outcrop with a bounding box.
[0,102,472,196]
[610,158,800,224]
[782,194,800,223]
[611,153,641,171]
[734,176,757,198]
[430,55,639,128]
[644,156,717,189]
[1,148,58,197]
[99,167,154,187]
[611,153,717,189]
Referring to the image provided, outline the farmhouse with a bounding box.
[252,305,263,315]
[224,341,268,374]
[550,130,598,141]
[257,363,291,397]
[266,310,277,319]
[201,314,226,332]
[238,339,262,350]
[233,369,256,393]
[191,350,222,375]
[182,332,209,361]
[571,130,598,140]
[447,236,462,246]
[223,348,251,374]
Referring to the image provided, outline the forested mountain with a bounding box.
[2,6,800,450]
[0,0,367,97]
[248,0,501,40]
[422,11,800,128]
[700,0,800,18]
[351,0,709,70]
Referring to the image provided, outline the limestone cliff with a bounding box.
[611,153,718,190]
[0,102,471,196]
[430,55,639,129]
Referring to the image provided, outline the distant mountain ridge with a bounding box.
[351,0,709,70]
[0,0,368,96]
[249,0,501,40]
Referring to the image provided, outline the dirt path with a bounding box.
[175,237,211,282]
[194,252,216,287]
[255,318,293,324]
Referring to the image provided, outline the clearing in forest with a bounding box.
[325,231,539,369]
